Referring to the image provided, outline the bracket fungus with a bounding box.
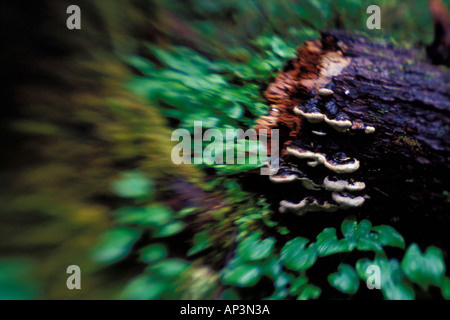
[286,144,360,174]
[254,32,380,216]
[279,196,339,215]
[255,30,450,219]
[323,176,366,192]
[331,191,366,208]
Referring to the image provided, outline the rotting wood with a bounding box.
[252,30,449,248]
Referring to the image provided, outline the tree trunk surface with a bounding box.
[250,30,450,249]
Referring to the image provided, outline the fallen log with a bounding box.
[253,30,450,249]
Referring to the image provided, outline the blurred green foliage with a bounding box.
[0,259,41,300]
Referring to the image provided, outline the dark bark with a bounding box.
[249,31,450,250]
[321,30,449,166]
[427,0,450,67]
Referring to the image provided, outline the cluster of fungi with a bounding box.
[255,32,376,215]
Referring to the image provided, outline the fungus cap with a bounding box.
[331,192,365,207]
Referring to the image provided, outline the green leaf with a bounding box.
[341,217,358,240]
[121,275,167,300]
[188,230,212,256]
[91,228,141,264]
[289,276,308,295]
[248,102,269,117]
[297,284,321,300]
[440,277,450,299]
[356,220,372,238]
[316,228,352,256]
[356,236,384,253]
[274,273,294,291]
[356,257,415,300]
[139,244,168,263]
[237,232,275,262]
[260,257,294,298]
[262,257,282,280]
[264,288,289,300]
[115,205,173,227]
[155,221,185,237]
[111,171,153,199]
[148,259,190,278]
[229,103,244,119]
[341,219,358,251]
[355,258,374,283]
[328,264,360,295]
[341,217,372,239]
[221,263,263,287]
[175,207,197,218]
[401,244,446,288]
[124,55,155,76]
[372,225,405,249]
[277,226,290,235]
[263,218,278,228]
[341,218,374,251]
[280,237,317,271]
